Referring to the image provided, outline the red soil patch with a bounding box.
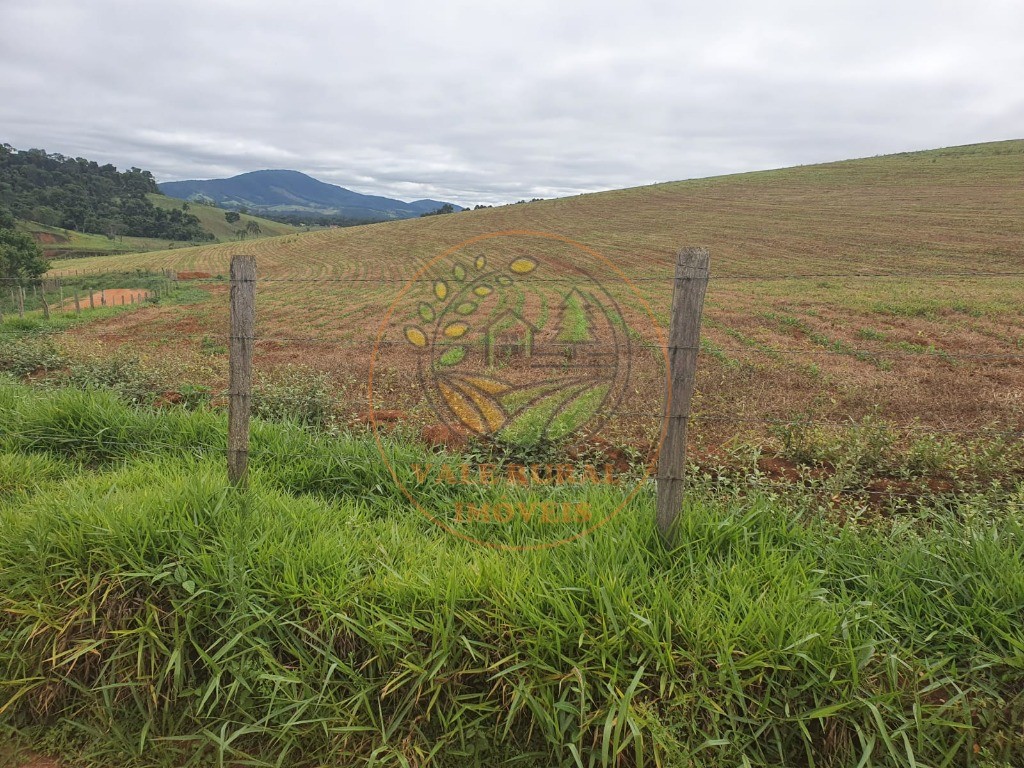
[32,232,68,245]
[177,271,213,280]
[865,477,956,502]
[154,391,184,407]
[356,409,406,426]
[5,753,62,768]
[757,456,804,482]
[63,288,150,309]
[421,423,469,451]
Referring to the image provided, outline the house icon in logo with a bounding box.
[482,310,537,367]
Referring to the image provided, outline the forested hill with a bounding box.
[160,169,463,222]
[0,144,212,242]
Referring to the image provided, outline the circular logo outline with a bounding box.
[368,229,670,551]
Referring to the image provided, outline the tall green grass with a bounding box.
[1,382,1023,766]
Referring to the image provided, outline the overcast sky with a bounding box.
[2,0,1021,206]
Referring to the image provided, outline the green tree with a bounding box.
[106,219,126,241]
[245,220,262,238]
[420,203,456,217]
[225,211,241,224]
[0,227,49,284]
[29,205,62,227]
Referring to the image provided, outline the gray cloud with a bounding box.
[1,0,1021,206]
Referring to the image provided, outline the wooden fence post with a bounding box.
[656,247,710,546]
[228,255,256,489]
[40,285,50,320]
[17,287,25,319]
[74,288,81,315]
[89,289,95,310]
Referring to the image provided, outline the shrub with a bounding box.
[65,350,162,405]
[252,364,334,426]
[0,335,66,376]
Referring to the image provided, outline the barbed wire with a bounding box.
[3,328,1023,363]
[14,269,1024,284]
[5,406,1023,442]
[1,393,1020,438]
[3,423,1021,503]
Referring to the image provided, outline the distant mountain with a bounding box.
[159,170,462,222]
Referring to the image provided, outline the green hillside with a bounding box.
[147,193,299,240]
[0,144,210,242]
[18,220,184,258]
[17,197,298,261]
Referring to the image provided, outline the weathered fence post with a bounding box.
[17,287,25,318]
[74,287,81,315]
[228,255,256,489]
[89,289,95,310]
[656,247,710,546]
[40,285,50,320]
[59,280,64,312]
[100,289,106,307]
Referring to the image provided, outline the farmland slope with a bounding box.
[54,140,1024,279]
[45,139,1024,447]
[146,193,299,240]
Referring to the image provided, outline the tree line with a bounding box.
[0,144,213,242]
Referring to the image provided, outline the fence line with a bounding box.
[2,253,1023,540]
[1,401,1021,436]
[4,329,1021,363]
[15,269,1024,283]
[3,423,1021,504]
